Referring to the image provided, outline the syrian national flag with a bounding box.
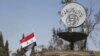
[20,33,37,51]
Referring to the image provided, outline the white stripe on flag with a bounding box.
[24,42,36,51]
[21,37,36,48]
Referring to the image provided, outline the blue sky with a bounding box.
[0,0,100,54]
[0,0,61,53]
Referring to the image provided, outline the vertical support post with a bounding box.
[70,42,74,50]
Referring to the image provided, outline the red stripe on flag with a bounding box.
[20,33,34,43]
